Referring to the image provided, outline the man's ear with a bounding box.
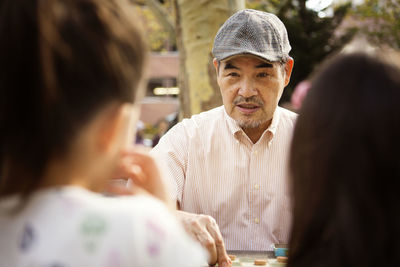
[213,58,219,76]
[284,57,294,87]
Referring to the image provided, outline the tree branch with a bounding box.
[142,0,176,40]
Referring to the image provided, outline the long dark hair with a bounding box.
[0,0,146,197]
[288,52,400,267]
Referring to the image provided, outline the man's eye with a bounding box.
[257,72,268,78]
[227,72,239,77]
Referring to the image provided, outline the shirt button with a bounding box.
[253,150,258,155]
[254,184,260,190]
[254,218,260,224]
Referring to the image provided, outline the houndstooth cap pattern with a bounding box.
[212,9,291,62]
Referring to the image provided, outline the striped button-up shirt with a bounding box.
[151,105,297,250]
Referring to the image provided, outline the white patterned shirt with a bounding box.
[152,106,297,250]
[0,186,207,267]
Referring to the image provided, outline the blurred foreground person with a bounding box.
[288,52,400,267]
[0,0,206,266]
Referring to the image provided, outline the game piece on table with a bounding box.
[229,254,236,261]
[276,256,288,263]
[254,259,267,265]
[272,243,289,257]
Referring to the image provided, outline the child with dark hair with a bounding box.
[0,0,206,266]
[288,51,400,267]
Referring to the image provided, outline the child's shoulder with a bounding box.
[16,186,171,226]
[0,186,207,267]
[56,186,170,218]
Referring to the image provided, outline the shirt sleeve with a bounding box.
[150,122,189,206]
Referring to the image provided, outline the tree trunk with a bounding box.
[174,0,245,118]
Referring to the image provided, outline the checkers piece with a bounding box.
[228,254,236,261]
[277,256,288,263]
[254,259,267,266]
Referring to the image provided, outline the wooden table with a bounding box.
[204,250,281,266]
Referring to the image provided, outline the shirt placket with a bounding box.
[248,142,262,249]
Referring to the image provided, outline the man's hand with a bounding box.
[177,210,231,267]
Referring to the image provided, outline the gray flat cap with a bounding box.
[212,9,291,62]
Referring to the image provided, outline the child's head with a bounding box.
[289,52,400,266]
[0,0,147,196]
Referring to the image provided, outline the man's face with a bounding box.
[214,55,293,130]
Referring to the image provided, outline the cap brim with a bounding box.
[216,51,282,63]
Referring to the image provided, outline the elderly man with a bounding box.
[152,9,296,267]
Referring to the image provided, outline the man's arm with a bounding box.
[151,123,231,267]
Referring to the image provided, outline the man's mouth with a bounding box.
[236,103,261,114]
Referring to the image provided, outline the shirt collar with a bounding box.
[223,106,282,139]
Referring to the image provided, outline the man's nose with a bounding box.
[238,77,257,97]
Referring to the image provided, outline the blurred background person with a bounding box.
[290,80,311,111]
